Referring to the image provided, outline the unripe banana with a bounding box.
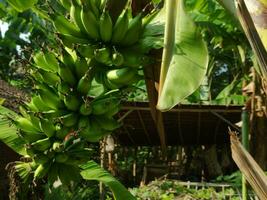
[52,141,64,152]
[75,56,89,79]
[70,0,87,33]
[39,118,56,137]
[87,0,100,18]
[58,34,89,48]
[111,8,129,44]
[94,116,121,131]
[37,84,64,110]
[81,3,100,40]
[94,47,112,65]
[78,116,90,128]
[20,131,45,143]
[60,112,79,127]
[55,153,69,163]
[121,13,142,46]
[52,14,83,38]
[31,138,52,151]
[34,162,51,179]
[112,51,124,66]
[44,52,59,73]
[15,117,40,133]
[79,102,92,116]
[77,44,97,59]
[58,61,77,86]
[33,154,50,165]
[122,51,150,67]
[99,10,113,42]
[102,73,123,89]
[106,67,138,85]
[63,93,81,111]
[77,70,94,95]
[39,70,60,86]
[58,0,71,10]
[33,52,56,72]
[91,96,120,115]
[55,126,70,139]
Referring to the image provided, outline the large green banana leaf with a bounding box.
[80,161,136,200]
[157,0,209,111]
[6,0,37,12]
[0,105,26,155]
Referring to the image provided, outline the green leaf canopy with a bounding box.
[80,161,136,200]
[0,105,26,155]
[157,0,209,111]
[6,0,37,12]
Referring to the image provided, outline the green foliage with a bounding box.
[81,161,136,200]
[0,105,26,155]
[157,0,209,111]
[130,180,241,200]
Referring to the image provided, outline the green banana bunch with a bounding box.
[26,95,51,112]
[58,0,71,10]
[52,141,64,152]
[91,96,120,115]
[34,162,51,179]
[106,67,138,85]
[58,33,89,48]
[94,47,112,65]
[33,154,50,165]
[79,118,107,142]
[31,138,52,151]
[70,0,87,34]
[81,3,100,40]
[78,116,90,128]
[111,8,129,44]
[79,101,92,116]
[99,9,113,42]
[33,52,58,73]
[112,50,124,67]
[75,56,89,79]
[102,73,123,89]
[58,60,77,86]
[121,12,143,46]
[15,161,35,183]
[15,116,41,133]
[122,51,150,68]
[60,112,79,127]
[37,84,64,110]
[94,115,121,131]
[52,14,83,38]
[55,153,69,163]
[77,44,97,59]
[77,70,93,95]
[39,70,60,86]
[39,118,56,137]
[63,93,81,111]
[87,0,100,18]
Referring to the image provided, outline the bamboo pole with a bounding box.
[242,108,249,200]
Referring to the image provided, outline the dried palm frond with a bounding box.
[230,131,267,199]
[236,0,267,79]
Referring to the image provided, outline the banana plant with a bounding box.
[157,0,209,111]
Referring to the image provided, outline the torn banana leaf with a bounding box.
[157,0,209,111]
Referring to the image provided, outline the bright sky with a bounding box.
[0,20,9,37]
